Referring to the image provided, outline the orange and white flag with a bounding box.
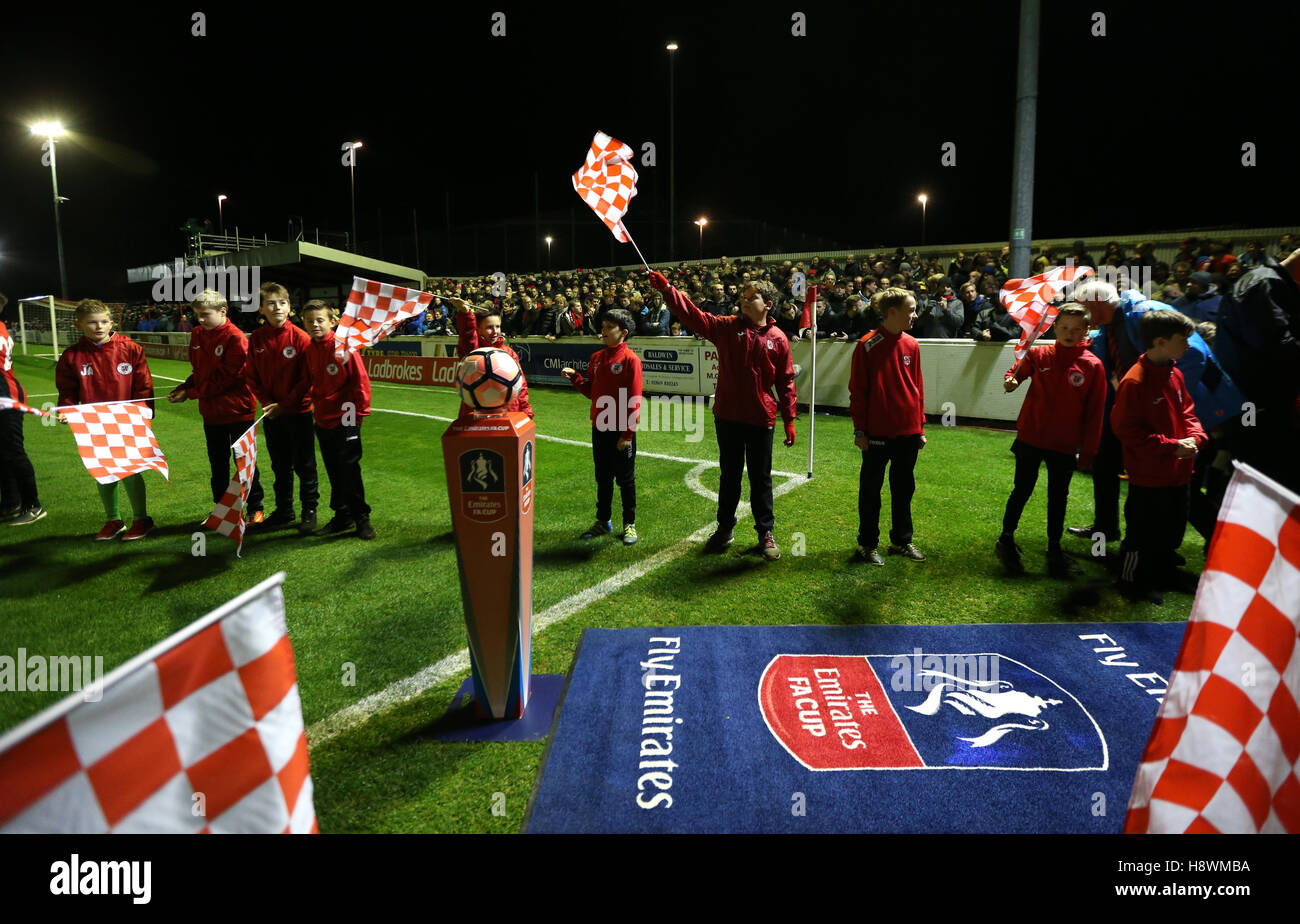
[204,421,258,556]
[0,573,317,833]
[60,401,169,485]
[1125,463,1300,833]
[572,131,639,243]
[336,276,434,357]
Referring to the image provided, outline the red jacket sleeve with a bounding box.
[623,354,643,440]
[1079,362,1106,466]
[1178,371,1208,450]
[1112,376,1179,459]
[916,342,925,429]
[55,351,79,407]
[774,335,797,424]
[573,351,596,399]
[1007,347,1038,383]
[662,285,720,342]
[849,340,869,433]
[244,344,269,406]
[457,310,479,356]
[131,342,154,401]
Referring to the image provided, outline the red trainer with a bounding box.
[121,517,155,541]
[249,510,265,525]
[94,520,126,541]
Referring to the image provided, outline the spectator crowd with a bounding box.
[118,233,1295,347]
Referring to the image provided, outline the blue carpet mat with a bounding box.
[526,623,1185,833]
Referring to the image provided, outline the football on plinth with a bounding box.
[457,347,523,413]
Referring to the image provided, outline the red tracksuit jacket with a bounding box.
[305,334,371,429]
[661,285,796,427]
[1,321,28,403]
[1006,343,1106,464]
[455,311,533,420]
[849,328,925,438]
[181,320,256,425]
[570,341,643,440]
[56,334,154,406]
[1111,353,1208,487]
[246,322,312,415]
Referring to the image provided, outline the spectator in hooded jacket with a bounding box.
[970,296,1020,342]
[956,281,990,336]
[1171,271,1222,322]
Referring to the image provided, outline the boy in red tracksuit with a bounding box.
[449,297,534,422]
[167,289,264,521]
[0,291,45,525]
[996,303,1107,577]
[299,300,375,540]
[55,299,156,540]
[1111,309,1208,605]
[246,282,319,533]
[561,308,643,545]
[849,287,926,565]
[648,271,797,561]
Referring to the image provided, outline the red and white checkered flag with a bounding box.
[336,276,435,356]
[0,397,49,418]
[572,131,639,243]
[0,573,317,833]
[999,265,1095,362]
[205,422,258,556]
[60,401,169,485]
[1125,463,1300,833]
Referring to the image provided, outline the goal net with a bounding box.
[15,297,123,359]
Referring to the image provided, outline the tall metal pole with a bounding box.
[1008,0,1040,279]
[48,138,69,299]
[668,44,677,263]
[350,158,358,253]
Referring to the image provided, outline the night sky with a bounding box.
[2,0,1297,299]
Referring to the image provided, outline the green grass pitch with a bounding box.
[0,351,1199,832]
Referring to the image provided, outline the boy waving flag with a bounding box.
[648,270,796,560]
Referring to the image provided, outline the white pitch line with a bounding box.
[306,462,807,746]
[369,406,805,477]
[148,371,807,476]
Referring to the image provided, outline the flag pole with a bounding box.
[807,290,818,479]
[54,396,164,413]
[623,226,652,273]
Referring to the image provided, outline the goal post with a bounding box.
[16,295,80,359]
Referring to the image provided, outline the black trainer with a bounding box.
[1046,548,1083,577]
[855,545,885,566]
[314,515,355,536]
[702,527,733,554]
[262,508,297,528]
[8,505,47,526]
[995,537,1025,576]
[889,542,926,562]
[355,518,376,540]
[298,509,318,534]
